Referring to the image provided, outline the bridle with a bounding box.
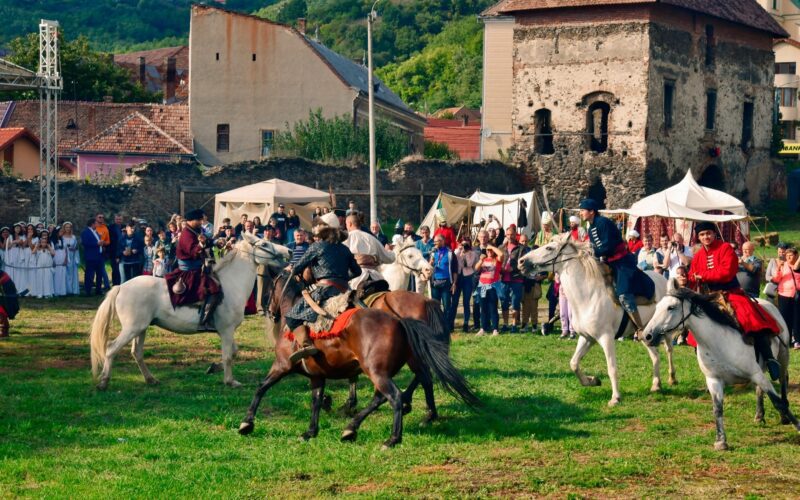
[648,292,693,342]
[395,244,427,276]
[526,239,583,276]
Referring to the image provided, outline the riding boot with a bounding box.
[753,331,781,381]
[198,293,222,332]
[289,325,320,364]
[627,310,646,341]
[0,313,9,338]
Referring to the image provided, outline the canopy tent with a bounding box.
[213,179,330,231]
[419,190,542,238]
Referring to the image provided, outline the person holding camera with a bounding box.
[453,237,480,333]
[474,243,504,336]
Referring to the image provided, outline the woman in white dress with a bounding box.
[18,225,36,294]
[62,222,80,295]
[5,224,23,285]
[33,231,55,298]
[0,227,9,272]
[52,227,67,297]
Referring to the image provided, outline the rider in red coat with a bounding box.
[689,221,781,379]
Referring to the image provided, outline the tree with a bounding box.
[276,0,308,26]
[2,33,161,103]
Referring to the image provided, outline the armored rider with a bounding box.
[689,221,781,380]
[164,209,222,331]
[579,198,650,336]
[285,225,362,364]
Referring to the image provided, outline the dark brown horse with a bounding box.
[239,273,478,448]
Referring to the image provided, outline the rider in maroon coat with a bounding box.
[165,209,221,331]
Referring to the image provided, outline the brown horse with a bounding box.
[239,273,478,448]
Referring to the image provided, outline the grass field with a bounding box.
[2,295,800,498]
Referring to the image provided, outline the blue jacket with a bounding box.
[81,227,104,263]
[118,233,144,264]
[588,215,626,260]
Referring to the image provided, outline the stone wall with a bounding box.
[0,157,523,228]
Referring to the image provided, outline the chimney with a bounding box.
[297,18,306,35]
[462,114,469,127]
[138,56,146,86]
[164,56,177,103]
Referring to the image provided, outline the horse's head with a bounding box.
[643,278,694,346]
[518,233,575,276]
[396,241,433,281]
[240,233,291,271]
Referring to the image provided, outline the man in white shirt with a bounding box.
[344,214,394,289]
[666,232,693,277]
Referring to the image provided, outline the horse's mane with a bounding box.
[669,288,741,330]
[553,233,603,282]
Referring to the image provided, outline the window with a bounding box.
[663,81,675,130]
[778,87,797,107]
[775,62,796,74]
[216,124,230,152]
[705,90,717,130]
[773,0,780,11]
[533,109,554,154]
[252,53,256,62]
[215,52,220,61]
[261,130,275,157]
[705,25,715,67]
[782,121,797,140]
[741,102,754,150]
[587,102,610,152]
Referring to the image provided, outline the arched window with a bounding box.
[698,165,725,191]
[533,108,555,154]
[587,102,610,153]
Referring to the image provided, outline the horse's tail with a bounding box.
[424,299,449,345]
[90,286,120,380]
[399,318,480,409]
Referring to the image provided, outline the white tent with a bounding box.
[419,190,541,238]
[213,178,330,231]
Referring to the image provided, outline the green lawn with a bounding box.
[2,295,800,498]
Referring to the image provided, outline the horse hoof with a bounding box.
[226,380,243,389]
[650,384,662,393]
[146,378,160,386]
[96,380,108,391]
[402,403,412,416]
[205,362,224,375]
[341,429,357,442]
[608,398,620,407]
[755,416,766,425]
[714,441,728,451]
[321,395,333,412]
[301,431,317,441]
[582,376,601,387]
[669,378,678,386]
[238,421,254,435]
[381,438,400,450]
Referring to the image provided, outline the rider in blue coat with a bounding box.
[579,198,653,336]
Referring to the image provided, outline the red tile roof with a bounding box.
[0,127,76,173]
[496,0,789,37]
[74,112,193,156]
[5,101,191,156]
[424,120,482,160]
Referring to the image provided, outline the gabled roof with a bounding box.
[481,0,516,17]
[496,0,789,38]
[0,127,37,150]
[303,38,417,117]
[73,111,193,156]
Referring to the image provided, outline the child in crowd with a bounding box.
[142,234,156,275]
[152,247,167,278]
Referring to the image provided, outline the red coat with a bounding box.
[689,239,779,335]
[627,239,643,255]
[434,226,457,250]
[165,226,220,306]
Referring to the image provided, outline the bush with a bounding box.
[273,109,410,166]
[424,140,459,160]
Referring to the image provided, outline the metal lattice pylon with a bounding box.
[38,20,62,226]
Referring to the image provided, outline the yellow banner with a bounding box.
[779,143,800,154]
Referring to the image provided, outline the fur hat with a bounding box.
[318,211,340,228]
[694,221,716,234]
[184,209,205,221]
[541,211,552,225]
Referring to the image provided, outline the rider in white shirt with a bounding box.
[343,214,395,289]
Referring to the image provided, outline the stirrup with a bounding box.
[289,345,320,364]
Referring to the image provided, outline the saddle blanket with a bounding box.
[285,307,359,341]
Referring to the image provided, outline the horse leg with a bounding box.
[374,376,404,449]
[597,334,622,406]
[97,327,140,391]
[341,390,387,442]
[570,334,600,387]
[644,343,662,393]
[754,386,766,424]
[418,374,438,425]
[130,330,159,385]
[302,378,326,440]
[336,376,358,417]
[664,337,677,386]
[219,328,241,388]
[707,377,728,451]
[402,376,421,415]
[755,372,800,431]
[238,365,290,435]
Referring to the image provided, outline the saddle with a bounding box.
[287,307,360,341]
[600,263,655,306]
[355,278,390,300]
[304,291,352,333]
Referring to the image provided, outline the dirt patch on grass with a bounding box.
[34,358,87,370]
[344,481,385,493]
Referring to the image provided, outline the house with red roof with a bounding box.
[113,46,189,104]
[424,118,481,160]
[0,127,74,178]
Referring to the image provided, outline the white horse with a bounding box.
[380,241,432,292]
[519,233,675,406]
[643,282,800,450]
[89,234,289,390]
